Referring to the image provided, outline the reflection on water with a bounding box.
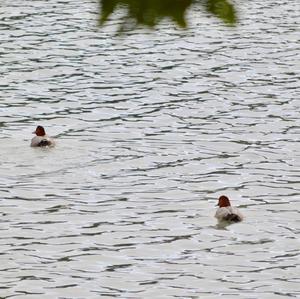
[0,0,300,298]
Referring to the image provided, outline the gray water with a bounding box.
[0,0,300,298]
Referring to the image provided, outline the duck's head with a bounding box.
[33,125,46,136]
[217,195,231,207]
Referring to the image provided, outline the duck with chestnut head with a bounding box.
[215,195,243,223]
[31,126,55,147]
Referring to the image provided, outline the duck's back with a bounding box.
[215,206,243,222]
[31,136,54,147]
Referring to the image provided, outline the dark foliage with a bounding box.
[99,0,237,32]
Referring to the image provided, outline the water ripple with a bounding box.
[1,0,300,298]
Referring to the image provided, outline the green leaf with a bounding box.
[205,0,237,25]
[99,0,237,32]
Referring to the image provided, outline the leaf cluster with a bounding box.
[99,0,237,32]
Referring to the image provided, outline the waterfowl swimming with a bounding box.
[215,195,243,223]
[31,126,55,147]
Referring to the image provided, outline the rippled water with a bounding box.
[1,0,300,298]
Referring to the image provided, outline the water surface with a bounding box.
[0,0,299,298]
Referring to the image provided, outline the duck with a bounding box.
[215,195,243,223]
[31,125,55,147]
